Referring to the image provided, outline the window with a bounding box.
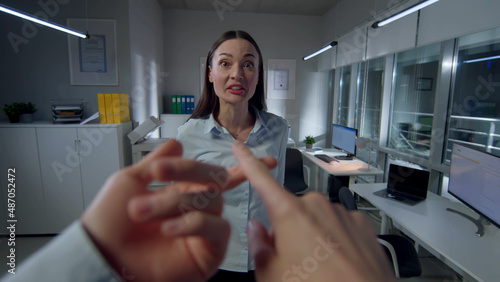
[444,26,500,161]
[388,43,441,159]
[338,65,351,126]
[355,58,384,165]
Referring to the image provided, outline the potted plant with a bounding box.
[2,103,21,123]
[304,135,316,149]
[2,102,37,123]
[18,102,37,123]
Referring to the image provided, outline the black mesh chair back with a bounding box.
[283,148,308,195]
[338,187,357,210]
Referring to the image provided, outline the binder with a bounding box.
[171,95,179,114]
[97,93,107,123]
[104,94,114,123]
[189,95,195,114]
[181,96,187,114]
[176,96,182,114]
[112,93,130,123]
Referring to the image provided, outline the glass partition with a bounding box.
[355,58,384,165]
[444,26,500,162]
[338,65,351,126]
[388,43,441,159]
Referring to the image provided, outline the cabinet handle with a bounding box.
[74,139,81,153]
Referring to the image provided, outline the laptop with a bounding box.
[373,164,430,206]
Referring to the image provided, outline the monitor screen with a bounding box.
[331,124,357,157]
[449,143,500,229]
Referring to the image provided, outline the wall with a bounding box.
[0,0,132,122]
[162,9,327,145]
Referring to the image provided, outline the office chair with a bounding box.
[283,148,310,196]
[337,187,422,278]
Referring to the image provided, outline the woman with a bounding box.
[177,30,288,281]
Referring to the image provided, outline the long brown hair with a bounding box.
[189,30,266,119]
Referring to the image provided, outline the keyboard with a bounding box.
[315,154,336,163]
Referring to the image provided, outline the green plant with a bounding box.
[2,103,20,116]
[304,135,316,144]
[18,102,37,114]
[2,102,37,116]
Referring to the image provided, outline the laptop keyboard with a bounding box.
[315,154,335,163]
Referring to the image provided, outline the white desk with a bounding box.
[300,149,383,196]
[351,183,500,282]
[132,138,169,164]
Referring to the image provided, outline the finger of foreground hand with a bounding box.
[160,211,230,244]
[247,219,275,269]
[150,154,277,191]
[128,188,224,222]
[232,141,296,217]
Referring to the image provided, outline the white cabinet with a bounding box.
[0,122,131,234]
[0,128,46,234]
[37,127,84,233]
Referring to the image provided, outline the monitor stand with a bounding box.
[446,208,489,237]
[335,155,354,160]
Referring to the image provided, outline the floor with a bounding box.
[1,211,462,281]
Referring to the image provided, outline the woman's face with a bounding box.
[209,38,259,107]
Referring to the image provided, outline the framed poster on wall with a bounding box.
[267,59,296,99]
[67,19,118,85]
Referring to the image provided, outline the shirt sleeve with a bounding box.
[276,119,289,186]
[1,221,121,282]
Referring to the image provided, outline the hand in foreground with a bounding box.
[82,139,276,282]
[232,141,396,282]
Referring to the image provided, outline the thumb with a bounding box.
[247,220,275,269]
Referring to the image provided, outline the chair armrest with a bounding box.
[377,238,400,278]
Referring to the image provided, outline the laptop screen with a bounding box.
[388,164,430,198]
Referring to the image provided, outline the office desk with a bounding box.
[132,138,169,164]
[300,149,383,197]
[351,183,500,282]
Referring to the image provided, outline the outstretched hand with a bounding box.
[82,139,276,282]
[232,140,396,282]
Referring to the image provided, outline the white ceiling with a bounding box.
[156,0,341,16]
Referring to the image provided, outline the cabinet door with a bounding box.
[0,128,46,234]
[77,127,121,208]
[37,128,84,233]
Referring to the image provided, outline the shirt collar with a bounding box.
[204,105,268,135]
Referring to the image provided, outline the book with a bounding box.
[97,93,107,123]
[306,147,324,153]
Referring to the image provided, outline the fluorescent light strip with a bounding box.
[373,0,440,28]
[303,41,338,61]
[0,4,87,38]
[463,55,500,64]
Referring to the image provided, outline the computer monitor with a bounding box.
[448,143,500,236]
[331,124,357,160]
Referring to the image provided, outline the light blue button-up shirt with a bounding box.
[177,108,288,272]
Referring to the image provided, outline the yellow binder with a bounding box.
[104,93,114,123]
[112,93,130,123]
[97,93,107,123]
